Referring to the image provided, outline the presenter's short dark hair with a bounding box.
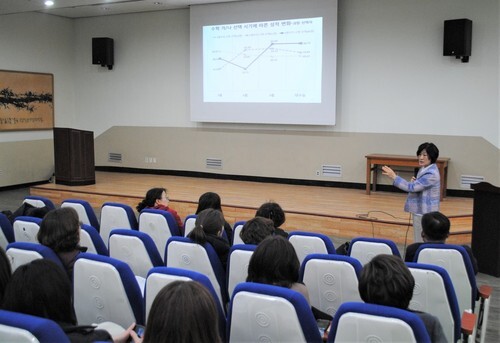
[417,142,439,164]
[359,254,414,310]
[422,211,450,241]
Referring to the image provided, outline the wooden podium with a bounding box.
[53,127,95,186]
[471,182,500,277]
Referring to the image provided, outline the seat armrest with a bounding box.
[461,311,476,337]
[478,285,492,300]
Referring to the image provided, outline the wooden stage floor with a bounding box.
[30,171,474,245]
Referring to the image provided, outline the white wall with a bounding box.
[0,12,75,142]
[0,0,499,188]
[71,0,499,145]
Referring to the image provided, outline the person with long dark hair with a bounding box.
[188,208,230,269]
[246,235,309,303]
[37,207,86,280]
[1,259,134,342]
[0,247,11,304]
[129,281,222,343]
[137,187,183,234]
[195,192,233,243]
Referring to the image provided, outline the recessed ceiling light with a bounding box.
[45,1,54,6]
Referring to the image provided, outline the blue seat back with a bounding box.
[288,230,336,265]
[13,216,42,243]
[62,199,100,230]
[109,229,163,278]
[165,236,228,309]
[328,302,430,343]
[0,309,70,343]
[99,202,138,247]
[407,262,461,342]
[227,244,257,299]
[73,253,144,327]
[23,196,56,210]
[6,241,64,271]
[300,253,363,317]
[348,236,401,265]
[0,213,14,250]
[80,224,108,255]
[415,243,477,314]
[228,282,322,343]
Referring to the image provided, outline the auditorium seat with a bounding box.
[23,195,56,210]
[61,199,100,231]
[231,220,246,245]
[327,302,430,342]
[139,208,180,260]
[13,216,42,243]
[0,309,69,343]
[415,244,492,343]
[0,212,14,250]
[227,244,256,299]
[227,282,322,343]
[108,229,163,278]
[348,236,400,265]
[73,253,144,328]
[183,214,197,237]
[80,224,108,255]
[288,231,336,265]
[99,202,138,247]
[165,236,228,310]
[300,253,362,317]
[6,242,64,272]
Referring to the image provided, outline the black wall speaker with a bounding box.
[443,19,472,62]
[92,37,114,70]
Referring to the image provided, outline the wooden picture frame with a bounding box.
[0,70,54,131]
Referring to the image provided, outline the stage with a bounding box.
[30,171,474,245]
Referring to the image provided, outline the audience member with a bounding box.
[129,281,222,343]
[188,208,230,269]
[239,217,275,245]
[2,201,50,224]
[359,254,446,343]
[255,201,288,238]
[196,192,233,243]
[37,207,86,280]
[246,235,309,304]
[1,259,133,343]
[404,211,478,274]
[0,247,11,304]
[136,187,184,234]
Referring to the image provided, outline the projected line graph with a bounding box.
[203,17,323,103]
[214,42,308,71]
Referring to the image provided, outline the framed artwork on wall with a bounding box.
[0,70,54,131]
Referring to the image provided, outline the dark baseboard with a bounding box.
[95,166,474,198]
[0,180,51,192]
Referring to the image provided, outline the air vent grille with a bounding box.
[460,175,484,189]
[322,164,342,177]
[206,158,222,169]
[108,152,122,163]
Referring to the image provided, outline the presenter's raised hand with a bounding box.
[382,165,397,180]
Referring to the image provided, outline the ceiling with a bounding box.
[0,0,248,19]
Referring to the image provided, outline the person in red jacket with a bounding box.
[136,187,184,234]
